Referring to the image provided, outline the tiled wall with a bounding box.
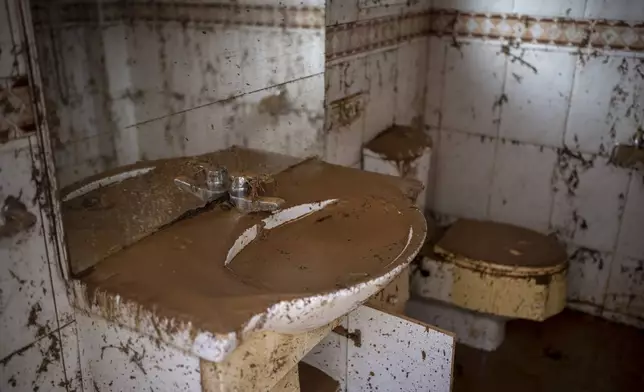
[33,0,325,187]
[424,0,644,327]
[324,0,432,167]
[1,1,79,390]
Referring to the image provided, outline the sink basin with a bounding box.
[65,148,426,362]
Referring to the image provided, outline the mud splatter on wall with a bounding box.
[423,0,644,328]
[324,0,432,167]
[32,0,325,187]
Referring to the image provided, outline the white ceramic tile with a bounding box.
[124,23,169,124]
[500,49,576,147]
[127,22,245,125]
[135,113,190,161]
[51,27,105,145]
[181,102,237,157]
[585,0,644,21]
[347,305,454,392]
[0,0,25,77]
[433,0,514,13]
[325,64,343,104]
[236,75,324,159]
[616,173,644,260]
[566,246,613,312]
[424,128,441,208]
[0,138,59,360]
[425,37,446,129]
[364,49,397,142]
[604,254,644,323]
[327,0,359,25]
[433,131,496,220]
[113,128,140,166]
[551,154,631,252]
[566,55,644,155]
[442,41,506,137]
[325,96,365,166]
[77,313,201,391]
[328,57,367,102]
[103,24,135,130]
[396,38,429,126]
[0,329,67,391]
[137,100,236,161]
[342,57,368,98]
[489,142,556,232]
[513,0,587,17]
[60,322,82,392]
[241,27,324,95]
[28,141,75,327]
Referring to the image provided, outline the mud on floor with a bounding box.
[453,310,644,392]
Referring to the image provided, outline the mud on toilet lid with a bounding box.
[435,219,567,270]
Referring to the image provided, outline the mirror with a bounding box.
[31,0,325,275]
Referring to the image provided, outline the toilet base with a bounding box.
[405,297,507,352]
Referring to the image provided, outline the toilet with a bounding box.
[361,125,432,313]
[360,125,567,350]
[408,219,568,351]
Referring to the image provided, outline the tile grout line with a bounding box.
[485,45,509,220]
[0,319,75,365]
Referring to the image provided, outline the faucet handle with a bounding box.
[174,165,231,202]
[228,175,285,213]
[174,176,228,203]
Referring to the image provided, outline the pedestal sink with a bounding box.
[62,147,427,390]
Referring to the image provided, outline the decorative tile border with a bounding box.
[431,9,644,51]
[326,8,644,62]
[32,1,324,30]
[326,11,431,61]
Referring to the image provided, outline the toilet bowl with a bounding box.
[409,219,568,351]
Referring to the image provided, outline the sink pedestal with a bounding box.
[201,320,339,392]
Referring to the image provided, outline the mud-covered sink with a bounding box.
[64,148,426,371]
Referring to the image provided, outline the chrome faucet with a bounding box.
[609,129,644,168]
[174,166,285,213]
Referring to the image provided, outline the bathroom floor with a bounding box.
[452,310,644,392]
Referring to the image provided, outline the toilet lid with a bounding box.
[435,219,566,269]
